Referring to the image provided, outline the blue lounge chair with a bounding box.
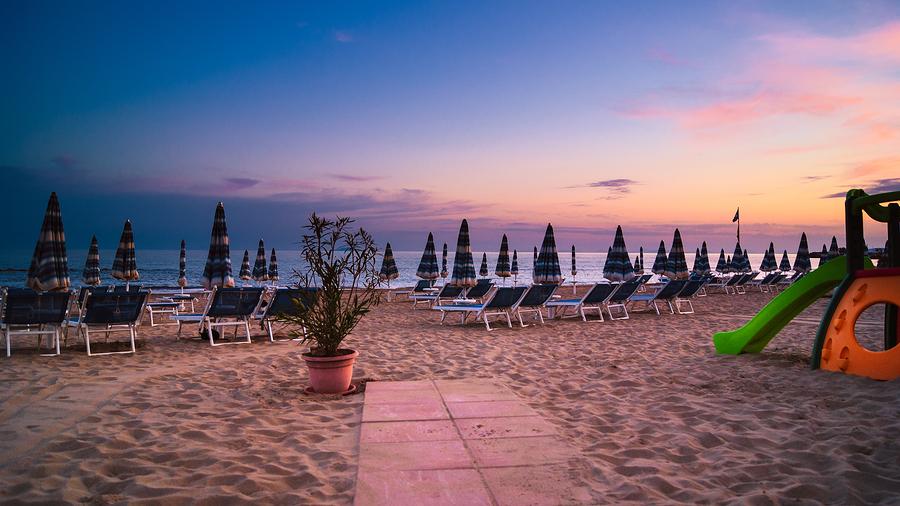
[260,287,318,342]
[629,280,687,315]
[173,287,265,346]
[547,283,619,322]
[605,280,642,320]
[2,288,72,357]
[69,291,149,356]
[511,284,558,327]
[433,287,528,331]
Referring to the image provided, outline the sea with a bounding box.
[0,249,779,289]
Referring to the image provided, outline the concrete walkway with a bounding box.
[354,379,592,505]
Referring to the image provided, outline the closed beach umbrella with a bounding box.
[416,232,440,281]
[26,192,70,292]
[793,233,811,273]
[743,248,751,273]
[112,220,139,288]
[634,254,643,275]
[715,248,727,273]
[571,245,577,277]
[606,225,635,282]
[479,253,489,277]
[440,242,449,280]
[201,202,234,290]
[602,246,613,280]
[239,250,252,281]
[82,235,101,286]
[652,240,668,275]
[532,246,538,279]
[818,244,828,268]
[268,248,279,283]
[533,223,562,284]
[640,246,644,273]
[692,247,702,274]
[759,242,777,273]
[511,249,519,285]
[779,250,792,272]
[495,234,511,282]
[731,242,744,274]
[252,239,268,282]
[698,242,711,275]
[379,243,399,288]
[449,219,476,287]
[664,229,689,280]
[725,255,733,274]
[178,240,188,288]
[827,236,840,261]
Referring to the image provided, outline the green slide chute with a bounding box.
[713,258,854,354]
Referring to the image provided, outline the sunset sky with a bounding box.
[2,1,898,254]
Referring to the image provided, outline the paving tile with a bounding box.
[435,380,519,403]
[365,388,443,405]
[455,416,557,440]
[360,420,459,443]
[358,440,473,471]
[446,400,538,419]
[481,464,594,506]
[354,469,493,506]
[364,380,436,393]
[467,436,576,468]
[362,401,449,422]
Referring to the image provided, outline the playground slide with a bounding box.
[713,258,849,355]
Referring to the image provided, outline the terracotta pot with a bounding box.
[302,349,359,394]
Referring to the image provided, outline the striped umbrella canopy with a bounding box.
[178,240,188,288]
[534,223,562,284]
[725,255,733,273]
[112,220,140,285]
[759,242,778,272]
[827,236,840,261]
[715,248,727,273]
[495,234,511,279]
[692,247,702,274]
[252,239,268,282]
[696,241,711,275]
[633,254,643,275]
[818,244,828,268]
[602,246,613,279]
[26,192,70,292]
[790,234,807,272]
[651,240,668,275]
[731,242,745,274]
[743,248,752,273]
[449,219,477,287]
[606,225,635,282]
[664,229,689,280]
[82,235,101,286]
[479,253,489,277]
[268,248,279,282]
[379,242,399,286]
[639,246,644,274]
[779,250,792,272]
[571,245,577,276]
[416,232,440,280]
[532,246,538,279]
[511,249,519,280]
[239,250,252,280]
[201,202,234,289]
[440,243,449,279]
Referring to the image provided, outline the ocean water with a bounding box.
[0,249,780,289]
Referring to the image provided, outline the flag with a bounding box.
[732,208,740,222]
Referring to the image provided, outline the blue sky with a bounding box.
[3,1,899,254]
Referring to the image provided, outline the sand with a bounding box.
[1,287,899,504]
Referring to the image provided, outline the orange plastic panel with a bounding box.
[820,275,900,380]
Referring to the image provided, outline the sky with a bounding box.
[2,0,899,256]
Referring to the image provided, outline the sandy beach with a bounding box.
[2,287,899,505]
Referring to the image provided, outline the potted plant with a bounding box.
[278,214,381,394]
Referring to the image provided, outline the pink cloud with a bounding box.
[645,47,693,68]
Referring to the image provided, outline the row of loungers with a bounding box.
[426,276,709,331]
[1,286,316,357]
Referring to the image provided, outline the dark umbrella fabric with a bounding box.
[639,247,644,274]
[450,220,476,287]
[715,248,727,273]
[743,248,752,273]
[731,242,745,274]
[532,246,538,280]
[827,236,840,261]
[201,202,234,289]
[725,255,733,273]
[664,229,689,280]
[534,223,562,284]
[112,220,139,285]
[239,250,252,280]
[511,250,519,283]
[479,253,489,277]
[26,192,70,292]
[252,239,268,282]
[495,234,511,279]
[178,240,188,288]
[606,225,635,282]
[696,242,711,275]
[818,244,828,268]
[692,248,702,274]
[794,233,811,273]
[634,254,643,275]
[602,246,613,280]
[759,243,777,272]
[268,248,279,282]
[379,243,398,286]
[416,232,440,280]
[571,245,577,276]
[82,235,101,286]
[779,250,792,271]
[652,241,668,275]
[440,243,449,279]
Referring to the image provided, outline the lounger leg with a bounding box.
[244,320,252,343]
[129,325,136,353]
[667,300,675,314]
[55,328,60,356]
[267,321,274,342]
[5,328,10,357]
[536,310,545,326]
[484,313,492,331]
[85,327,92,357]
[505,311,512,328]
[208,321,216,346]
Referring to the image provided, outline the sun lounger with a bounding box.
[411,284,468,308]
[629,280,687,315]
[511,284,558,327]
[734,273,758,294]
[433,287,528,331]
[2,288,72,357]
[546,283,617,322]
[406,280,438,309]
[172,287,265,346]
[673,279,707,314]
[634,274,654,292]
[464,279,495,302]
[68,291,149,356]
[605,280,642,320]
[260,287,318,342]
